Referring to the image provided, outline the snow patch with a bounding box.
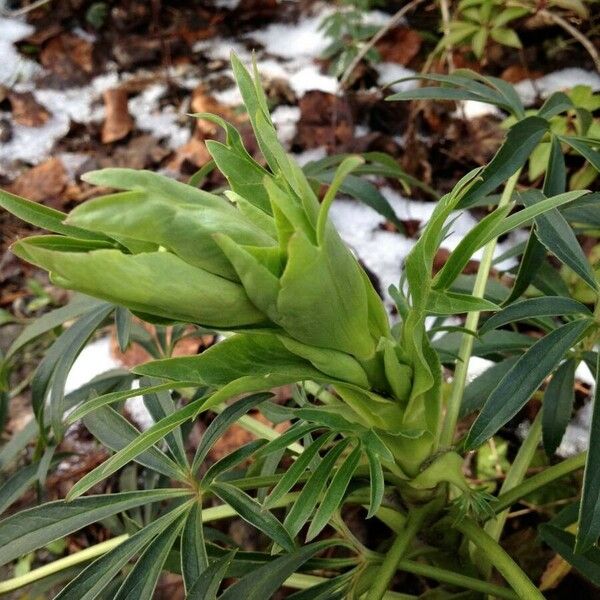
[375,63,417,92]
[271,105,300,145]
[0,17,41,86]
[516,68,600,106]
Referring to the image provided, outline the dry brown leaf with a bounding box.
[8,91,50,127]
[101,88,134,143]
[539,554,572,591]
[166,134,211,172]
[9,158,68,202]
[376,26,422,66]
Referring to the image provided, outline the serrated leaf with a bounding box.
[218,542,332,600]
[192,392,272,474]
[209,482,295,552]
[543,359,577,456]
[284,439,351,537]
[55,504,189,600]
[306,444,361,540]
[114,515,185,600]
[264,433,331,509]
[465,319,591,449]
[480,297,591,335]
[187,551,236,600]
[426,290,499,314]
[0,489,190,566]
[83,406,185,479]
[181,503,209,594]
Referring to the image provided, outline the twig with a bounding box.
[539,8,600,72]
[0,0,51,17]
[339,0,428,89]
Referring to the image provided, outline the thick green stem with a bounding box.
[456,517,545,600]
[365,502,434,600]
[439,169,521,448]
[493,451,586,514]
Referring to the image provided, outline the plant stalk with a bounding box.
[439,169,521,449]
[493,451,586,514]
[365,502,435,600]
[456,517,545,600]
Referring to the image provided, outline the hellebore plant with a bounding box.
[0,56,600,599]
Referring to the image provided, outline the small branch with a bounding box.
[456,517,546,600]
[493,452,586,514]
[339,0,427,89]
[365,501,436,600]
[540,9,600,73]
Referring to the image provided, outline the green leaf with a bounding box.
[0,454,62,515]
[284,439,351,537]
[460,357,519,418]
[5,295,103,360]
[141,379,188,468]
[114,515,185,600]
[490,27,521,48]
[13,237,265,328]
[254,423,319,459]
[433,203,513,290]
[187,551,236,600]
[542,358,577,456]
[460,117,549,207]
[209,482,295,552]
[306,444,361,540]
[560,135,600,173]
[55,504,189,600]
[203,439,267,483]
[218,542,332,600]
[503,233,547,305]
[465,319,591,449]
[0,489,191,565]
[181,503,209,593]
[31,303,113,434]
[522,191,598,291]
[426,290,499,314]
[479,297,591,335]
[287,574,350,600]
[0,188,111,242]
[365,445,385,519]
[577,351,600,552]
[67,395,209,500]
[264,433,332,509]
[115,307,132,352]
[192,392,272,474]
[83,406,185,479]
[539,524,600,586]
[539,93,574,120]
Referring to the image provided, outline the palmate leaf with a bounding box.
[218,541,334,600]
[113,514,185,600]
[465,319,592,449]
[187,551,237,600]
[307,444,361,540]
[55,503,190,600]
[209,482,295,552]
[83,406,186,480]
[0,489,191,565]
[30,302,114,435]
[284,439,352,537]
[181,502,209,594]
[191,392,272,474]
[263,433,332,509]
